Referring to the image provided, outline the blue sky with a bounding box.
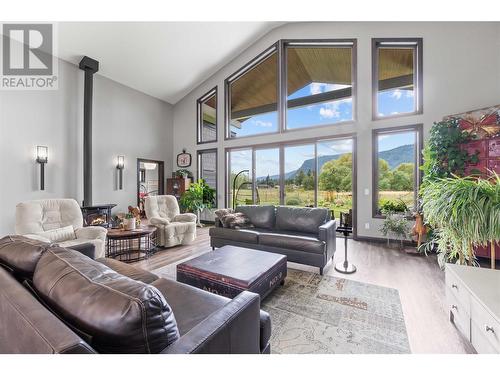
[229,83,415,175]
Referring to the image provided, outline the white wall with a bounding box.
[0,58,173,235]
[172,21,500,238]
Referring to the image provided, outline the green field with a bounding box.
[232,187,414,218]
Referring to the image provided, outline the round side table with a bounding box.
[106,226,157,263]
[334,226,356,274]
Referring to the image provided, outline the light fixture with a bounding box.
[36,146,48,190]
[116,155,124,190]
[143,162,157,170]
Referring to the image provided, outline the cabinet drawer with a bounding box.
[446,270,470,315]
[471,299,500,353]
[446,289,470,340]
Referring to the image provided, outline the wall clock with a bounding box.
[177,149,192,168]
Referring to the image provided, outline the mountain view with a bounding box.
[258,144,414,181]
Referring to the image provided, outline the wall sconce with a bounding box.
[116,155,124,190]
[36,146,48,190]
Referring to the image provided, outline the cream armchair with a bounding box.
[15,199,107,258]
[144,195,197,248]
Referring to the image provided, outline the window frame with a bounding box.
[197,148,218,208]
[371,123,423,219]
[372,38,423,121]
[196,86,218,145]
[224,43,280,140]
[224,133,358,238]
[282,39,358,132]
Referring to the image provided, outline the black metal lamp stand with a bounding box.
[36,146,48,191]
[335,226,356,274]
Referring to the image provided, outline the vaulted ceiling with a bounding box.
[57,22,284,104]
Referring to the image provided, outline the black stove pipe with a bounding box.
[79,56,99,207]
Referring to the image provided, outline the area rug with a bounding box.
[151,262,410,354]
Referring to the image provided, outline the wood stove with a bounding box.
[81,204,116,228]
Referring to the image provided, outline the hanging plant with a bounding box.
[421,173,500,267]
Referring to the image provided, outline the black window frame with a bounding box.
[224,43,280,140]
[372,38,423,121]
[282,39,358,132]
[196,86,218,145]
[197,148,218,208]
[372,123,423,218]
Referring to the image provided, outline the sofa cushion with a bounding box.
[0,235,51,278]
[258,232,325,254]
[209,227,259,244]
[163,221,196,239]
[235,205,276,229]
[35,225,76,243]
[151,277,229,335]
[275,206,330,234]
[97,258,159,284]
[33,247,179,353]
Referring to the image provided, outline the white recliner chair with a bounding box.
[144,195,197,248]
[15,199,107,258]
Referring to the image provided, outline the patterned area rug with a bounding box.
[262,269,410,354]
[152,262,410,354]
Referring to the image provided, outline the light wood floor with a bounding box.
[136,227,474,354]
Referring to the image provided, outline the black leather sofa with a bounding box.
[0,235,271,354]
[210,205,336,275]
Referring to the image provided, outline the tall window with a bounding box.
[225,45,278,139]
[197,87,217,144]
[372,38,422,119]
[197,149,217,206]
[285,41,355,130]
[372,125,423,217]
[226,136,355,219]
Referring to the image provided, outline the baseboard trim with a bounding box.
[355,235,415,246]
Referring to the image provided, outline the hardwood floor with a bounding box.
[136,226,474,354]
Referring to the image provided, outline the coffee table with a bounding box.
[176,245,287,299]
[106,226,157,263]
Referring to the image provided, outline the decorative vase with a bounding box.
[125,218,136,230]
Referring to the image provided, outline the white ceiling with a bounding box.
[58,22,283,104]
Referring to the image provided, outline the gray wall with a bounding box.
[0,58,173,235]
[171,21,500,238]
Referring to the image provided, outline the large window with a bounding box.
[197,149,218,207]
[285,41,355,130]
[197,87,217,144]
[225,45,278,139]
[372,38,422,119]
[226,136,355,219]
[372,125,423,217]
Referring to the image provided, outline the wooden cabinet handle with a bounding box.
[485,325,495,333]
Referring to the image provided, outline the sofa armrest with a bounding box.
[67,243,96,259]
[173,213,197,223]
[74,226,107,242]
[149,217,170,226]
[319,220,337,260]
[214,217,223,228]
[161,291,261,354]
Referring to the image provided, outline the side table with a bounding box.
[106,226,157,263]
[334,225,356,274]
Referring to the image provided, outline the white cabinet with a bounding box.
[445,264,500,354]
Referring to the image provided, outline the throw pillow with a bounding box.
[223,212,255,229]
[214,208,234,228]
[36,225,76,243]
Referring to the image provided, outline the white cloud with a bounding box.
[319,106,340,119]
[390,89,402,100]
[406,90,415,98]
[254,120,273,128]
[309,82,350,95]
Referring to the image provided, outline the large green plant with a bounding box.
[421,173,500,267]
[179,179,216,226]
[420,118,478,184]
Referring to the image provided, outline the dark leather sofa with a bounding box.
[210,205,336,275]
[0,235,271,354]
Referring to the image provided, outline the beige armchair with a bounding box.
[15,199,107,258]
[144,195,196,248]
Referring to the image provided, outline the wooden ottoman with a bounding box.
[176,245,287,299]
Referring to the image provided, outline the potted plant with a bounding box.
[179,179,216,227]
[421,173,500,268]
[123,213,136,230]
[379,210,411,249]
